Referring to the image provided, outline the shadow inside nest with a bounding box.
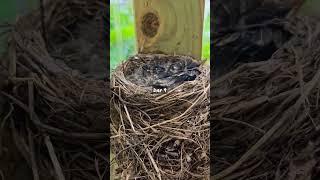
[212,0,294,78]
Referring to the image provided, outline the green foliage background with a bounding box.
[0,0,38,55]
[110,0,210,70]
[0,0,210,69]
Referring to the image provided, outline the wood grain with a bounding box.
[133,0,205,59]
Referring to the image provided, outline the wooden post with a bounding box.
[133,0,205,59]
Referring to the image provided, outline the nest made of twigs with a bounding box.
[111,54,210,179]
[212,16,320,179]
[1,0,108,180]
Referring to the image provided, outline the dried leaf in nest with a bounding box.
[111,54,210,179]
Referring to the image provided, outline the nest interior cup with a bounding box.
[124,54,203,90]
[111,54,210,179]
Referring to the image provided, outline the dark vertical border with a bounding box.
[210,0,214,177]
[105,0,111,179]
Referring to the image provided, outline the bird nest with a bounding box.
[0,0,108,179]
[212,16,320,179]
[111,54,210,179]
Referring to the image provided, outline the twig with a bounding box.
[0,104,13,156]
[40,0,48,49]
[2,91,107,140]
[145,145,162,180]
[8,40,16,77]
[0,170,4,180]
[214,117,265,134]
[213,66,320,179]
[28,78,34,120]
[124,104,136,132]
[213,19,285,38]
[10,119,32,167]
[28,129,40,180]
[44,135,66,180]
[95,158,103,180]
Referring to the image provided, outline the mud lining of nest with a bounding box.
[111,54,210,179]
[212,16,320,179]
[0,0,108,179]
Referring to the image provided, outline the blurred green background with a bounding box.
[110,0,210,70]
[0,0,38,55]
[0,0,210,69]
[1,0,320,71]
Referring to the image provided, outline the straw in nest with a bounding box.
[111,54,210,179]
[1,0,108,179]
[212,16,320,179]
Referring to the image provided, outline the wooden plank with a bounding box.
[133,0,205,59]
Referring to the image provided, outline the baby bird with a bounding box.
[143,58,200,88]
[127,55,201,90]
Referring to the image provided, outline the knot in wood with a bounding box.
[141,12,160,38]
